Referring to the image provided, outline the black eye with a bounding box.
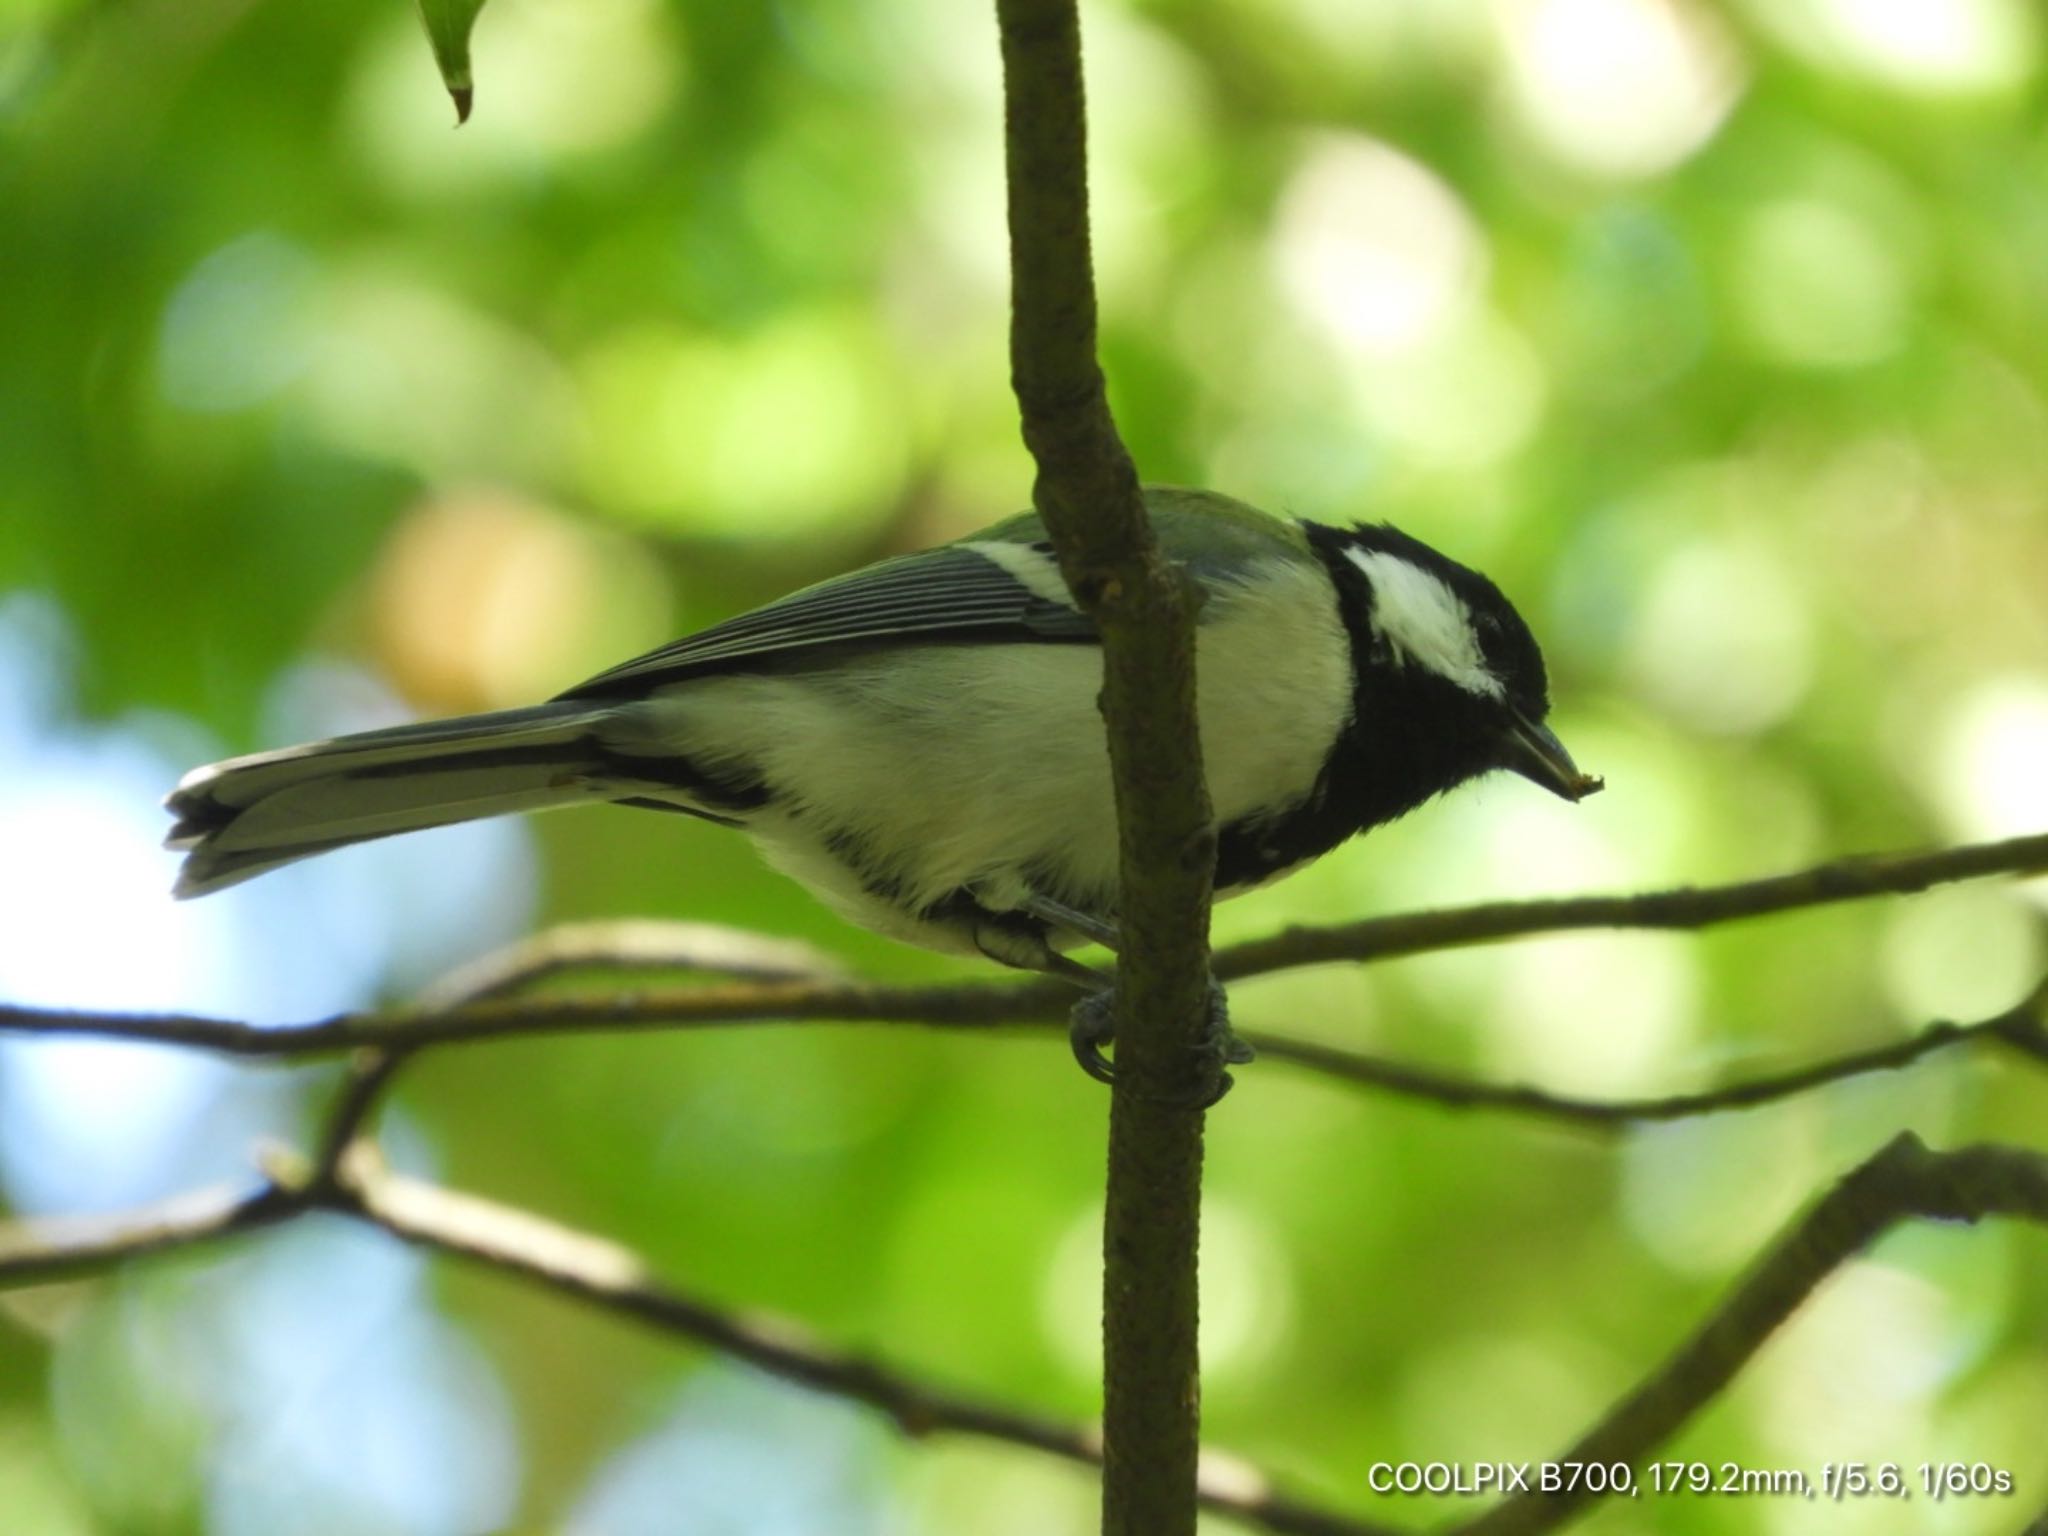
[1470,611,1507,661]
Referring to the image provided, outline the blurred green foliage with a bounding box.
[2,0,2047,1532]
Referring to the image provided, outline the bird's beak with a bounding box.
[1502,711,1603,802]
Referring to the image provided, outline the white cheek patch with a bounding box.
[1345,547,1504,699]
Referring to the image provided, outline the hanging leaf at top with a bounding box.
[416,0,489,123]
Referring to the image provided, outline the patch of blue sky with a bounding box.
[0,592,536,1214]
[566,1367,893,1536]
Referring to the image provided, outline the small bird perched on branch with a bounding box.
[167,487,1600,1085]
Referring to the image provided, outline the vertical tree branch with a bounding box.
[994,3,1218,1531]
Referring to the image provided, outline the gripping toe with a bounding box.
[1064,976,1244,1107]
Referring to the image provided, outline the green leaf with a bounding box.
[415,0,488,123]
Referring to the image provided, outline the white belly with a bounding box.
[621,556,1353,955]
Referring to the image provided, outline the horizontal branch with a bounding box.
[12,979,2040,1141]
[339,1149,1389,1536]
[0,1146,1397,1536]
[1249,982,2048,1130]
[5,970,2045,1536]
[7,831,2045,1064]
[0,1181,297,1286]
[0,833,2041,1168]
[7,1129,2044,1536]
[0,976,1063,1057]
[1213,828,2048,979]
[1455,1132,2048,1535]
[415,919,845,1007]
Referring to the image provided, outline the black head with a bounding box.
[1304,521,1600,833]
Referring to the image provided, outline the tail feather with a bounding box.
[167,702,623,898]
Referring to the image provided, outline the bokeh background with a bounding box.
[3,0,2047,1531]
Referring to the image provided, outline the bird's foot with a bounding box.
[1068,977,1251,1108]
[1019,891,1122,953]
[1068,989,1119,1085]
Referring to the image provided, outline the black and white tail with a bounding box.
[166,702,625,898]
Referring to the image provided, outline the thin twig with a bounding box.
[5,1132,2043,1536]
[8,832,2043,1064]
[0,976,1063,1057]
[331,1149,1399,1536]
[0,1182,301,1287]
[0,1150,1398,1536]
[1245,986,2048,1130]
[415,919,844,1008]
[1453,1133,2048,1535]
[1213,829,2048,980]
[305,924,843,1179]
[2,965,2044,1144]
[308,1047,416,1187]
[317,925,830,1191]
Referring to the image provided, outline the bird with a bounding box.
[167,486,1600,1087]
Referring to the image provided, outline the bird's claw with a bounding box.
[1067,978,1250,1107]
[1068,988,1119,1085]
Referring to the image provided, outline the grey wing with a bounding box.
[559,542,1097,699]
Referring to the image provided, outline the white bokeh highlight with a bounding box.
[1493,0,1742,179]
[1273,136,1483,359]
[1626,535,1815,737]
